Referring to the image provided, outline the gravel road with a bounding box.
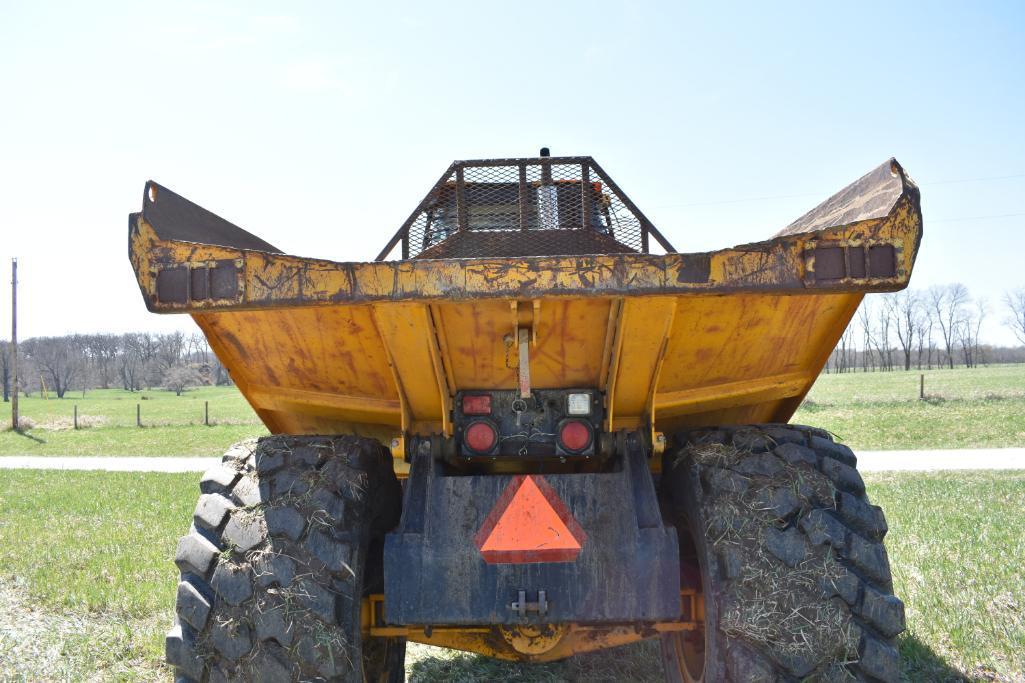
[1,448,1024,472]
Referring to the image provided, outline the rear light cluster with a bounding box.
[456,389,600,459]
[566,392,591,416]
[557,419,592,454]
[462,394,492,415]
[464,420,498,454]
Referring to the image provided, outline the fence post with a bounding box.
[205,401,209,426]
[919,374,925,400]
[74,404,78,430]
[137,403,141,427]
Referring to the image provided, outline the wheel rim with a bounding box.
[663,631,705,683]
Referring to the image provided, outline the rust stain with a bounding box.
[130,159,922,454]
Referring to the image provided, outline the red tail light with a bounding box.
[462,394,492,415]
[465,420,498,453]
[558,420,592,453]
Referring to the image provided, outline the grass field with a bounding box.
[0,469,1021,681]
[3,386,259,427]
[0,386,267,456]
[1,364,1024,455]
[792,364,1025,450]
[0,471,195,681]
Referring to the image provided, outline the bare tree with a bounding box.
[119,333,145,392]
[830,321,855,373]
[918,301,934,367]
[163,364,203,396]
[952,297,986,368]
[0,340,10,402]
[138,333,161,364]
[182,332,219,385]
[887,291,921,371]
[23,336,86,398]
[928,284,970,369]
[212,355,231,386]
[13,352,35,397]
[157,331,186,371]
[82,334,121,389]
[856,299,875,371]
[191,332,210,364]
[957,314,973,368]
[874,297,895,370]
[972,298,987,366]
[1005,288,1025,346]
[914,303,933,370]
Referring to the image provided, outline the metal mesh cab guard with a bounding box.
[376,153,676,260]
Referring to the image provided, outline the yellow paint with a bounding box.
[128,182,921,477]
[182,288,866,474]
[129,191,919,313]
[361,593,697,662]
[130,162,921,661]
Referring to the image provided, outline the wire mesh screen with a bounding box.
[379,157,670,260]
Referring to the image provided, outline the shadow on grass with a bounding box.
[407,639,662,683]
[900,633,971,682]
[408,634,973,682]
[12,430,45,444]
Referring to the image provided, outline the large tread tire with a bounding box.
[166,435,404,682]
[660,424,905,683]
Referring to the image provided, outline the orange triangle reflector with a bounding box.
[474,475,587,564]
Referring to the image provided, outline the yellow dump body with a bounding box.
[128,158,921,473]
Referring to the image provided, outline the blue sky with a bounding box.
[1,1,1023,342]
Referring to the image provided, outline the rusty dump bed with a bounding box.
[128,157,921,469]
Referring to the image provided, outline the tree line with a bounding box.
[828,283,1025,373]
[0,331,230,400]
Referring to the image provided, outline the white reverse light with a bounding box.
[567,392,591,416]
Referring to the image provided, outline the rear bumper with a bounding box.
[383,434,680,625]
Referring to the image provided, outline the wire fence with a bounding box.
[5,397,262,432]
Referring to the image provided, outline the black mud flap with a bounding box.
[384,434,680,625]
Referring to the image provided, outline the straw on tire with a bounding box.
[660,424,904,682]
[166,435,404,682]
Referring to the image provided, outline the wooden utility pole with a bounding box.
[11,258,18,431]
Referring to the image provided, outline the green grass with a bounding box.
[6,386,259,426]
[405,640,662,682]
[0,470,195,680]
[0,386,267,455]
[795,364,1025,450]
[865,470,1025,680]
[0,470,1020,680]
[0,471,193,615]
[0,424,268,456]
